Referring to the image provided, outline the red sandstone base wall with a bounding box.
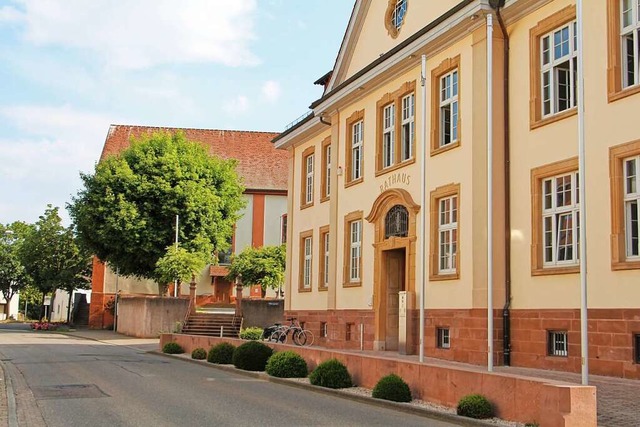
[286,308,640,380]
[160,333,597,427]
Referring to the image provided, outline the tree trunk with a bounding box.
[39,293,45,321]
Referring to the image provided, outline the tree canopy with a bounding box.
[155,245,209,289]
[19,206,92,320]
[226,245,285,292]
[68,131,245,283]
[0,222,31,315]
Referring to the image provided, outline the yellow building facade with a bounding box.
[275,0,640,380]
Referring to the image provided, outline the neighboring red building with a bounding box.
[89,125,288,329]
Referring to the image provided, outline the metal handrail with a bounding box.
[284,111,313,131]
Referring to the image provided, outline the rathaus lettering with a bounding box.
[379,172,411,193]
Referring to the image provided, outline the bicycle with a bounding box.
[265,317,314,346]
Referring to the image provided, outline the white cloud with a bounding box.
[0,105,123,224]
[261,80,281,103]
[0,5,23,22]
[223,95,250,115]
[4,0,260,69]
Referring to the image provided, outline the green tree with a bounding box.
[0,222,31,319]
[19,206,91,321]
[226,245,285,297]
[68,131,245,293]
[155,246,209,294]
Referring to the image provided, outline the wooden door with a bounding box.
[385,250,405,351]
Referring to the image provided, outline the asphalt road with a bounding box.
[0,330,461,427]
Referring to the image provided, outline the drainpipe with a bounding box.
[486,12,494,373]
[493,3,512,367]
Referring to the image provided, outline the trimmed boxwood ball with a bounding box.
[456,394,494,419]
[372,374,412,402]
[309,359,352,389]
[265,351,308,378]
[232,341,273,371]
[207,342,236,364]
[162,342,184,354]
[191,347,207,360]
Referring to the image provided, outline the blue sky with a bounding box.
[0,0,354,225]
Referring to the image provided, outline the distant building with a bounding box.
[89,125,288,329]
[0,293,19,321]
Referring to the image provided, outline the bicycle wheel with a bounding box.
[271,329,287,344]
[292,328,307,346]
[302,329,314,346]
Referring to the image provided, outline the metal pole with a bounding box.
[113,267,119,332]
[486,13,494,372]
[174,214,179,297]
[419,54,427,363]
[576,0,589,386]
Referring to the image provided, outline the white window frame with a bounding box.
[438,195,458,274]
[303,236,312,289]
[624,156,640,258]
[548,330,568,357]
[323,231,330,288]
[305,154,314,205]
[439,69,459,147]
[349,220,362,282]
[621,0,640,88]
[325,144,331,196]
[540,21,578,117]
[352,120,363,181]
[391,0,407,30]
[401,93,415,161]
[542,171,580,267]
[437,327,450,349]
[382,104,395,168]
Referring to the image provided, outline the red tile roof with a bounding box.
[100,124,288,192]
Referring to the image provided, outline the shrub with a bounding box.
[309,359,352,389]
[207,342,235,364]
[372,374,412,402]
[191,347,207,360]
[239,327,264,341]
[456,394,494,419]
[265,351,308,378]
[232,341,273,371]
[162,342,184,354]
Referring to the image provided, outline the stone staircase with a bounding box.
[181,312,242,337]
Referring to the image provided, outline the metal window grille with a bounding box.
[635,334,640,363]
[346,323,354,341]
[320,322,328,338]
[547,331,568,357]
[385,205,409,238]
[437,328,450,349]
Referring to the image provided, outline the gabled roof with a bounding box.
[101,125,288,192]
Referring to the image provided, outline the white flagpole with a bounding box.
[576,0,589,386]
[486,13,494,373]
[419,54,427,363]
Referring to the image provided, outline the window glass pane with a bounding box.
[452,101,458,141]
[441,105,451,145]
[627,158,637,194]
[544,216,553,262]
[556,60,571,112]
[544,179,552,209]
[623,0,633,27]
[452,71,458,97]
[542,71,551,115]
[542,36,550,65]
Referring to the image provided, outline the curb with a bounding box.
[150,351,500,427]
[0,361,18,427]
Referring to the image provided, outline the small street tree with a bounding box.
[155,246,209,295]
[19,206,92,321]
[226,245,285,298]
[0,222,31,319]
[69,131,245,294]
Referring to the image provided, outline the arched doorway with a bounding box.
[366,188,420,352]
